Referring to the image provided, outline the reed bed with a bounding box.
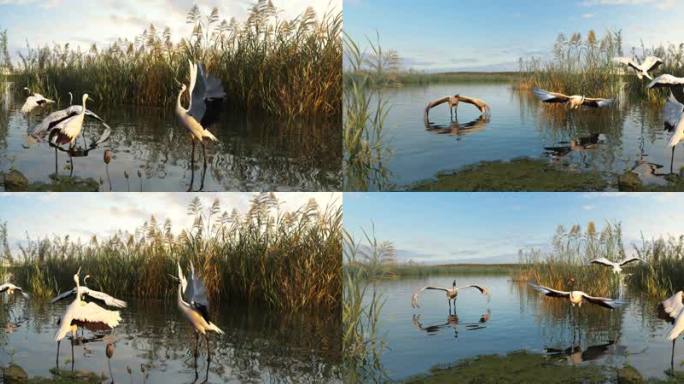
[623,42,684,104]
[348,263,517,278]
[342,229,388,382]
[629,235,684,298]
[517,30,623,98]
[9,193,341,313]
[11,2,341,120]
[343,36,393,191]
[514,222,622,297]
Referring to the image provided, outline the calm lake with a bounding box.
[0,83,341,192]
[369,275,676,381]
[378,82,676,190]
[0,296,341,383]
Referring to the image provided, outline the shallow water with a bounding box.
[0,83,341,191]
[0,296,341,383]
[378,83,677,189]
[369,275,676,381]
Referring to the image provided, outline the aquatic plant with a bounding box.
[515,222,621,297]
[9,193,341,313]
[630,234,684,297]
[517,30,623,98]
[342,229,388,382]
[11,2,341,120]
[343,35,392,191]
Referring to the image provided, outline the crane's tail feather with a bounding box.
[207,322,224,334]
[203,129,219,142]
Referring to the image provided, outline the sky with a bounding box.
[345,0,684,72]
[0,0,340,62]
[0,192,339,254]
[344,192,684,264]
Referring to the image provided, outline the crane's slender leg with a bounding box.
[56,341,60,369]
[671,146,676,174]
[194,331,199,361]
[188,139,196,192]
[108,355,114,384]
[71,335,75,372]
[200,142,207,191]
[206,334,211,363]
[672,339,676,374]
[54,147,58,176]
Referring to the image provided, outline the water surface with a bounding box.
[0,296,341,383]
[379,83,676,189]
[369,275,676,381]
[0,83,341,191]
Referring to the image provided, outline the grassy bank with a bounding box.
[409,158,607,192]
[5,193,341,313]
[11,3,341,120]
[401,351,682,384]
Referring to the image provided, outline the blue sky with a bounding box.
[0,192,339,256]
[344,0,684,71]
[0,0,340,63]
[344,192,684,264]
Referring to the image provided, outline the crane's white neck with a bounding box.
[176,86,187,113]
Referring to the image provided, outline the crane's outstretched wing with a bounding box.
[619,256,644,267]
[613,57,640,72]
[662,291,684,319]
[668,311,684,340]
[528,283,570,298]
[51,288,76,304]
[458,285,490,297]
[648,74,684,89]
[55,302,121,341]
[533,88,570,103]
[642,56,663,73]
[590,258,616,267]
[663,93,684,131]
[189,262,210,321]
[582,97,614,108]
[581,293,622,309]
[411,286,448,308]
[83,289,127,308]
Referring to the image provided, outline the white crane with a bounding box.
[45,93,94,148]
[528,282,622,309]
[533,88,614,109]
[590,256,645,274]
[176,60,225,190]
[54,268,122,367]
[51,275,127,308]
[660,291,684,369]
[21,87,54,114]
[411,280,489,311]
[613,56,663,80]
[30,95,109,145]
[648,74,684,104]
[175,262,224,362]
[657,93,684,173]
[0,283,29,298]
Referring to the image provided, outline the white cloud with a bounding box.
[580,0,678,10]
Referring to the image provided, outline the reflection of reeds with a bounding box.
[342,229,387,382]
[630,235,684,298]
[12,3,341,120]
[514,222,620,297]
[517,30,622,98]
[10,194,341,312]
[343,36,392,191]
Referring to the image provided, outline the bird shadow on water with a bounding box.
[411,308,491,338]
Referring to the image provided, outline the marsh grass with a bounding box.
[517,30,623,98]
[343,36,393,191]
[342,229,389,382]
[10,193,341,313]
[12,2,341,120]
[623,42,684,104]
[630,235,684,298]
[515,222,622,297]
[392,71,518,86]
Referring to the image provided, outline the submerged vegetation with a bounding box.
[6,193,341,313]
[11,2,341,120]
[517,30,623,97]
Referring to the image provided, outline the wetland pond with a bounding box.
[0,83,341,192]
[376,82,677,191]
[0,297,341,383]
[369,274,678,382]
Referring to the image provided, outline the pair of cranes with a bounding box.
[21,60,224,190]
[2,262,223,376]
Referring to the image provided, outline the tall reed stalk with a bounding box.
[343,35,394,191]
[630,235,684,297]
[9,193,341,313]
[12,2,341,120]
